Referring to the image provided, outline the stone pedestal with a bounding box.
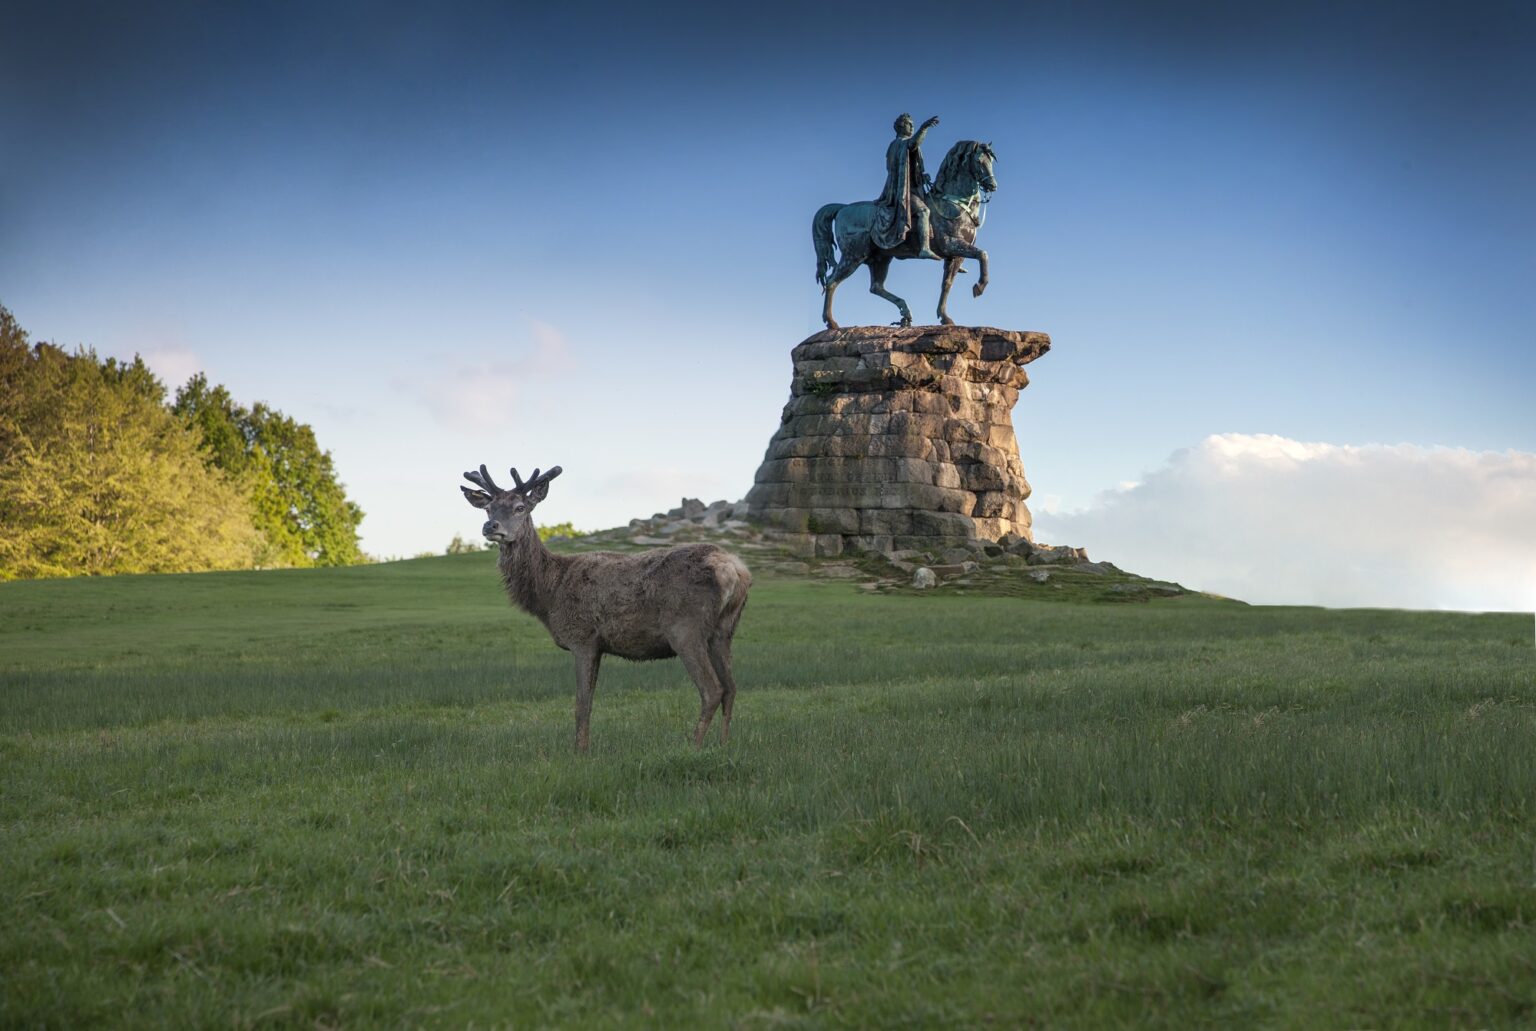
[745,325,1051,556]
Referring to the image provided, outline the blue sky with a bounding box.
[3,1,1533,606]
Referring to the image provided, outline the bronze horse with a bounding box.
[812,140,997,328]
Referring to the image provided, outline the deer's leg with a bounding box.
[707,636,738,744]
[676,639,725,748]
[937,257,963,325]
[867,255,911,327]
[572,646,602,753]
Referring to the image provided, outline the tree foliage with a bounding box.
[0,307,259,579]
[0,304,366,580]
[173,375,365,567]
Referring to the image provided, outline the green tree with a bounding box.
[173,375,365,567]
[445,532,494,554]
[0,307,259,580]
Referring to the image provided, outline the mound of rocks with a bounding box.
[623,497,752,545]
[567,497,1195,600]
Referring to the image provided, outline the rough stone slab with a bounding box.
[971,490,1008,517]
[859,509,913,535]
[891,535,968,553]
[813,534,845,558]
[806,508,861,534]
[913,510,977,538]
[961,463,1009,492]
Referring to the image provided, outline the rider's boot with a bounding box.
[913,207,941,260]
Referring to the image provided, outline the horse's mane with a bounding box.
[932,140,985,197]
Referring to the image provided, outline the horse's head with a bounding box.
[973,142,998,195]
[934,141,998,199]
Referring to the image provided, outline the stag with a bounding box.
[459,463,751,752]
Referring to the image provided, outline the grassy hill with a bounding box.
[2,552,1533,1026]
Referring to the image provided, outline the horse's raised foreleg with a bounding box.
[944,242,989,299]
[948,243,988,299]
[867,255,911,327]
[937,257,964,325]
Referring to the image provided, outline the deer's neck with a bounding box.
[497,524,562,624]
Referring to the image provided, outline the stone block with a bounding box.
[971,517,1007,542]
[949,441,1009,467]
[879,482,974,515]
[805,507,861,534]
[891,457,940,484]
[776,533,817,558]
[971,491,1007,517]
[887,411,948,438]
[932,463,963,490]
[959,463,1008,492]
[844,534,895,555]
[892,535,957,552]
[813,534,844,558]
[758,506,811,532]
[743,483,785,508]
[913,510,977,538]
[943,418,986,444]
[908,392,953,416]
[782,482,888,510]
[859,509,913,535]
[867,434,937,460]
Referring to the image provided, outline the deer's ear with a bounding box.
[461,486,493,509]
[527,465,562,504]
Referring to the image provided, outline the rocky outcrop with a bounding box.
[745,326,1050,556]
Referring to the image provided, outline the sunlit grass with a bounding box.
[2,554,1533,1026]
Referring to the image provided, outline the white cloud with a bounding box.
[1034,433,1536,612]
[404,319,573,430]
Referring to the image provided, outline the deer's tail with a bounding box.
[813,203,843,286]
[710,551,752,631]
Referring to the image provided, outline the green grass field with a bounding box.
[2,553,1534,1027]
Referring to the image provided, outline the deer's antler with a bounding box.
[464,462,562,501]
[518,466,562,500]
[463,464,503,494]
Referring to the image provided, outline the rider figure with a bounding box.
[877,113,942,260]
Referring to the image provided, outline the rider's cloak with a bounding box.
[872,134,929,251]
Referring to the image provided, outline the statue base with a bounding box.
[745,325,1050,557]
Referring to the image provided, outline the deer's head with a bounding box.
[460,463,562,542]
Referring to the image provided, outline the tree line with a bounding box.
[0,305,364,580]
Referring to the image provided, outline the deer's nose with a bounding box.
[483,520,499,537]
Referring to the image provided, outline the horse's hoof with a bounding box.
[825,320,840,330]
[972,283,985,298]
[940,316,955,326]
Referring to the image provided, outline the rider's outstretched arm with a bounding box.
[912,116,940,148]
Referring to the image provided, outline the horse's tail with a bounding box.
[813,203,843,286]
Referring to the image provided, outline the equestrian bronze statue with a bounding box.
[813,114,998,328]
